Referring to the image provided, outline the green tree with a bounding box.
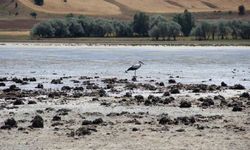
[33,0,44,6]
[173,9,195,36]
[31,22,54,38]
[238,5,245,15]
[148,25,160,40]
[30,12,37,19]
[133,12,149,36]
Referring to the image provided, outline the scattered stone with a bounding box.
[36,83,44,89]
[159,116,173,125]
[13,99,24,105]
[176,128,185,132]
[51,79,63,84]
[52,115,61,121]
[28,100,37,105]
[180,100,192,108]
[240,92,249,98]
[201,98,214,108]
[230,84,245,90]
[61,86,71,91]
[232,106,243,112]
[75,127,91,136]
[82,120,93,125]
[3,85,20,92]
[221,82,227,87]
[163,91,170,96]
[1,118,17,129]
[134,95,144,102]
[0,82,5,86]
[92,118,103,124]
[57,108,71,115]
[168,79,176,84]
[124,92,132,97]
[176,116,196,125]
[31,115,44,128]
[99,88,106,97]
[163,97,175,104]
[132,128,139,132]
[73,87,84,91]
[170,88,180,94]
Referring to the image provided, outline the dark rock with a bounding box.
[82,120,93,125]
[56,108,71,115]
[48,92,61,98]
[141,84,157,91]
[31,115,44,128]
[176,116,195,125]
[99,88,106,97]
[92,98,99,101]
[0,82,5,86]
[192,88,200,93]
[52,115,61,121]
[176,128,185,132]
[28,100,37,105]
[132,76,137,81]
[201,98,214,108]
[232,106,243,112]
[163,91,170,97]
[12,78,23,84]
[23,77,36,82]
[170,88,180,94]
[144,100,152,106]
[73,87,84,91]
[124,92,132,97]
[125,83,137,90]
[158,82,165,86]
[180,100,192,108]
[221,82,227,87]
[1,118,17,129]
[240,92,249,98]
[0,77,7,82]
[36,83,44,89]
[230,84,245,90]
[51,79,63,84]
[73,93,83,98]
[214,95,225,100]
[75,127,91,136]
[134,95,144,102]
[92,118,103,124]
[132,128,139,132]
[163,97,175,104]
[51,122,63,127]
[61,86,71,91]
[159,116,173,125]
[13,99,24,105]
[168,79,176,84]
[3,85,20,92]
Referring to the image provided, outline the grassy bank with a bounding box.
[0,31,250,46]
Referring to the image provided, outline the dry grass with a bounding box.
[117,0,250,13]
[0,31,29,36]
[17,0,250,16]
[18,0,121,16]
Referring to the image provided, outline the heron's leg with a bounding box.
[135,70,136,77]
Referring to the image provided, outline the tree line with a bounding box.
[31,11,250,40]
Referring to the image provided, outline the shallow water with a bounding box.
[0,44,250,88]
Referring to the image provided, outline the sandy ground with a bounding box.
[0,75,249,150]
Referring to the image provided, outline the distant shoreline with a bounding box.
[0,37,250,47]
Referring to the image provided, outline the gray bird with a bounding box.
[125,61,144,77]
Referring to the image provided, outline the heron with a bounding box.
[125,61,144,77]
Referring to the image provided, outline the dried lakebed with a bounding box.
[0,76,249,150]
[0,45,250,149]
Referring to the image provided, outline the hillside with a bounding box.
[18,0,250,15]
[0,0,249,31]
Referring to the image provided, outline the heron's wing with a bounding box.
[126,64,140,71]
